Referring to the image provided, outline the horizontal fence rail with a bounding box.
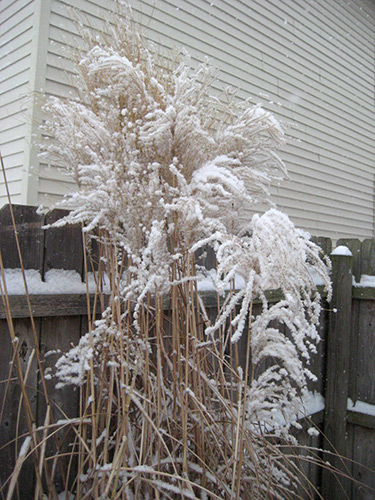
[0,205,375,499]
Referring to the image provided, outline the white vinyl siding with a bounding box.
[0,0,35,204]
[0,0,51,205]
[2,0,375,240]
[135,0,374,240]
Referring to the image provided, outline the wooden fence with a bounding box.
[0,204,374,499]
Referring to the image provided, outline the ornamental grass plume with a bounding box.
[36,3,332,499]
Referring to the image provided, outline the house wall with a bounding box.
[1,0,375,240]
[0,0,52,206]
[0,0,36,203]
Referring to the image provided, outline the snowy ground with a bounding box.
[0,266,333,295]
[0,268,110,295]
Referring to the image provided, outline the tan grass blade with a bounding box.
[5,435,32,500]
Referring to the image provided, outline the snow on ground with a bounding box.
[0,268,110,295]
[308,268,328,287]
[347,398,375,417]
[300,394,375,419]
[3,264,373,296]
[1,267,328,295]
[299,394,375,420]
[300,391,325,417]
[353,274,375,287]
[197,267,327,291]
[57,493,74,500]
[196,268,246,292]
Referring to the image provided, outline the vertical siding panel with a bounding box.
[20,0,52,205]
[0,0,35,206]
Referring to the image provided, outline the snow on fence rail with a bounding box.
[0,205,375,499]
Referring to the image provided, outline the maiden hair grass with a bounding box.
[37,4,331,499]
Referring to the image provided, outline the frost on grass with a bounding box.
[40,4,331,499]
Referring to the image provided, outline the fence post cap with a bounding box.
[331,245,353,257]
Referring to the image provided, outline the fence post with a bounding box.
[321,245,353,498]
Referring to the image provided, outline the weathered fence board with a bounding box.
[351,425,375,500]
[0,205,44,271]
[307,306,328,396]
[43,210,84,278]
[0,318,39,499]
[38,316,83,494]
[322,250,353,498]
[356,300,375,405]
[360,239,375,277]
[0,294,99,319]
[336,238,361,282]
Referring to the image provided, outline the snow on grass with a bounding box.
[18,436,32,458]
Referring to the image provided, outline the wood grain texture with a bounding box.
[0,294,97,319]
[350,425,375,500]
[43,209,84,278]
[352,287,375,300]
[322,252,353,498]
[307,304,328,395]
[37,315,83,492]
[0,318,39,499]
[355,300,375,405]
[0,204,44,270]
[337,238,362,282]
[311,235,332,258]
[360,239,375,276]
[347,411,375,430]
[349,299,360,406]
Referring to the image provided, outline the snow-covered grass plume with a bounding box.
[36,3,331,499]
